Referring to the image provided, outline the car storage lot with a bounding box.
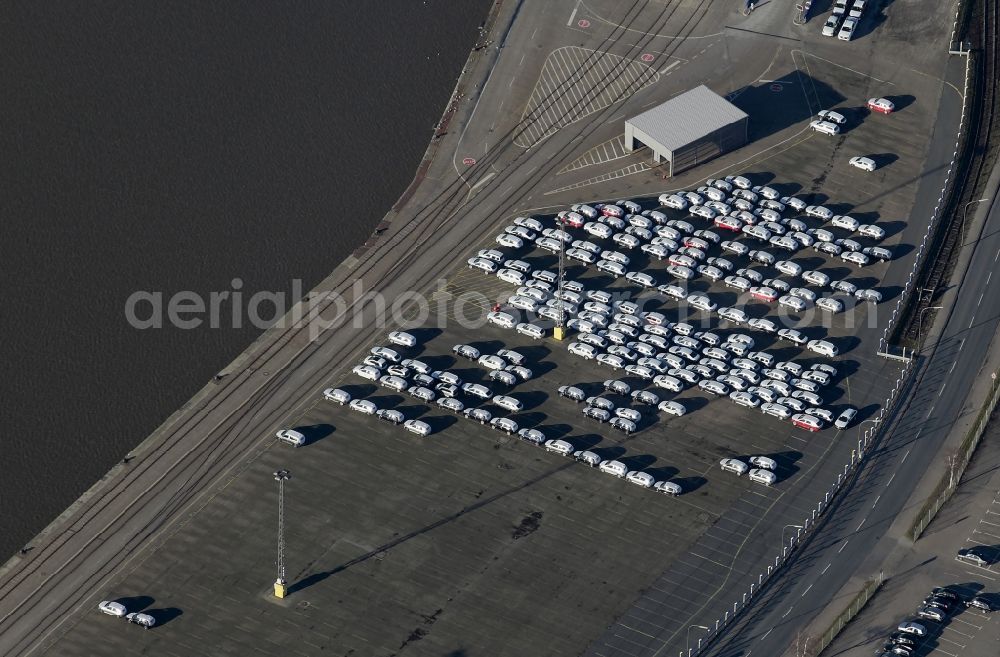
[53,190,901,657]
[48,332,842,657]
[51,174,909,656]
[48,103,931,657]
[40,1,956,653]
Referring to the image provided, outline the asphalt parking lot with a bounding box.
[822,413,1000,657]
[48,173,904,657]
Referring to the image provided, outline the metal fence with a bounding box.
[688,37,975,657]
[909,370,1000,541]
[814,571,886,656]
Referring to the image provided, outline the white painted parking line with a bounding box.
[659,60,681,74]
[950,617,983,630]
[940,628,974,639]
[971,528,1000,540]
[566,0,581,27]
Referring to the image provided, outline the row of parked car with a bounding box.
[97,600,156,629]
[821,0,868,41]
[542,382,685,493]
[542,437,686,496]
[557,380,685,431]
[876,585,993,656]
[336,337,544,438]
[473,191,884,349]
[471,192,864,431]
[719,456,778,486]
[481,191,886,290]
[564,324,845,431]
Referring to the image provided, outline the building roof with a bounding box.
[626,85,747,153]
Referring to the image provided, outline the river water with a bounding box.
[0,0,491,560]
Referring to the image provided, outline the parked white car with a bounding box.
[720,458,749,475]
[658,400,687,416]
[568,342,598,359]
[810,120,840,136]
[805,205,834,220]
[849,155,876,172]
[748,468,777,486]
[659,193,689,210]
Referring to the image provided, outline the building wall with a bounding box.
[668,118,748,176]
[624,123,667,163]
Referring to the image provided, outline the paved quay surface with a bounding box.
[0,1,972,656]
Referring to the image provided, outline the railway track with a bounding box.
[0,1,726,654]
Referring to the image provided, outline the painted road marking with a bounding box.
[516,46,658,148]
[567,0,581,27]
[659,60,681,74]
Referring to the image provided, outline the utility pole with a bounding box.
[273,469,291,598]
[554,227,567,341]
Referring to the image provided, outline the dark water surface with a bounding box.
[0,1,491,560]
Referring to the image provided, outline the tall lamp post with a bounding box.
[961,198,989,239]
[687,624,709,653]
[782,524,804,552]
[273,469,291,598]
[918,305,944,340]
[554,236,567,341]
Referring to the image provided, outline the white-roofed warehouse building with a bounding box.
[624,85,748,176]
